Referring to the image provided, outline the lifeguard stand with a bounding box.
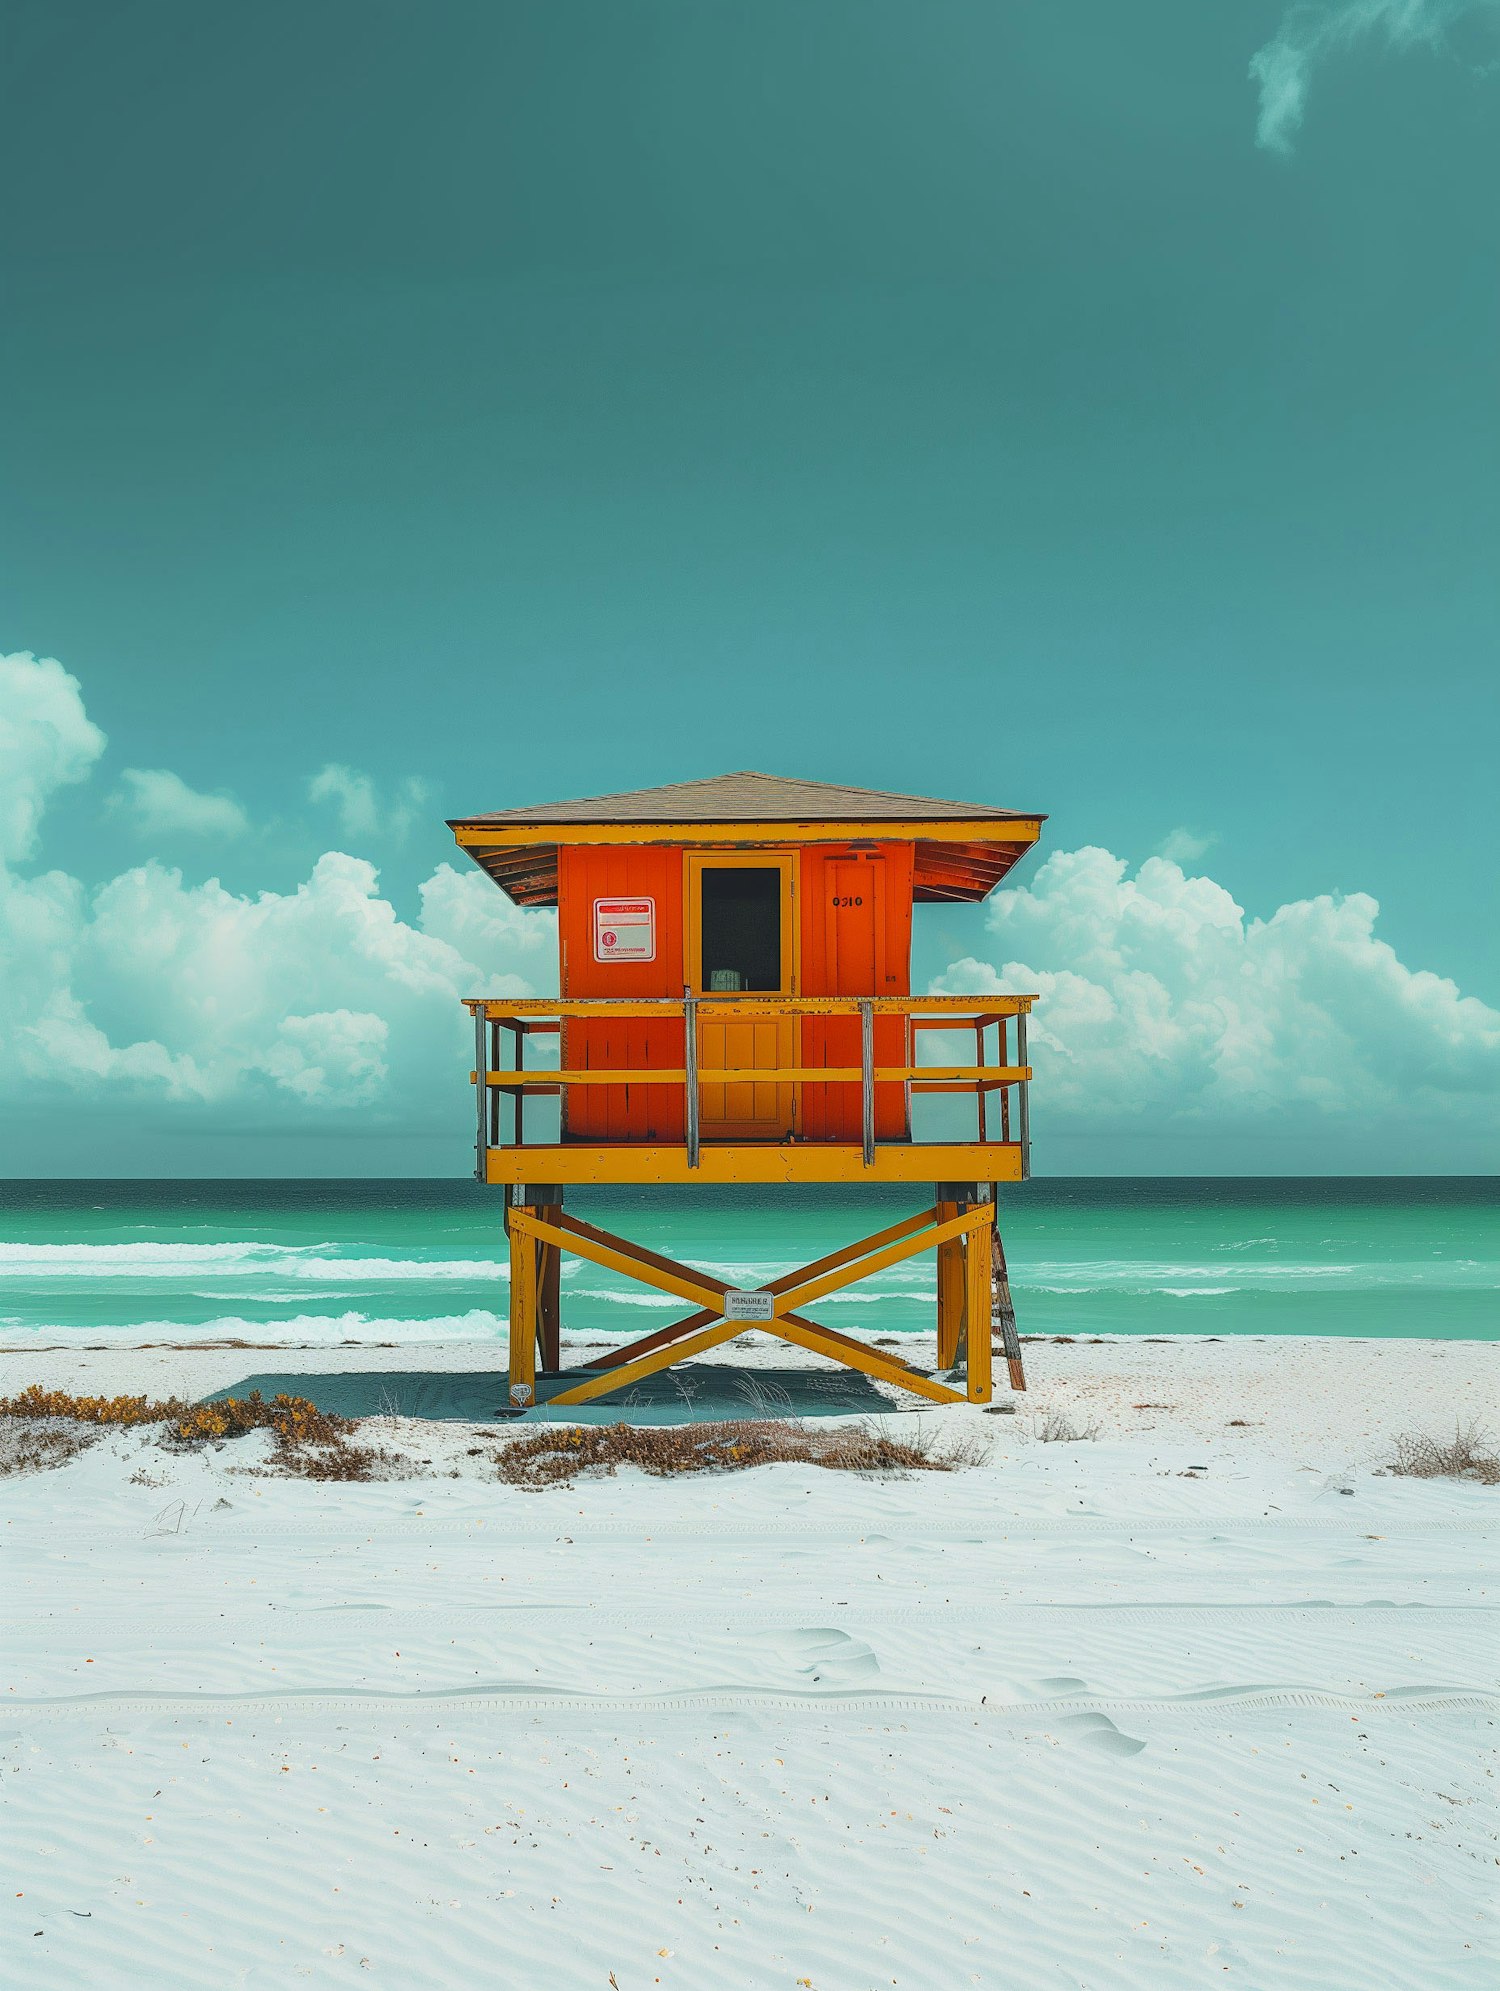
[449,773,1043,1411]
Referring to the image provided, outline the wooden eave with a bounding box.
[453,819,1042,907]
[474,845,562,908]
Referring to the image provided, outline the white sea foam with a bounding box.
[264,1257,506,1283]
[1021,1258,1496,1288]
[0,1243,503,1282]
[0,1240,327,1272]
[818,1286,932,1304]
[566,1287,681,1309]
[1022,1258,1363,1282]
[0,1310,504,1346]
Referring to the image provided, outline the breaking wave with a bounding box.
[0,1242,505,1282]
[9,1310,505,1346]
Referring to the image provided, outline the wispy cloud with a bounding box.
[309,763,378,838]
[1251,0,1497,155]
[110,767,250,841]
[1156,826,1218,865]
[309,763,430,843]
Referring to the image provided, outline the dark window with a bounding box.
[700,868,782,992]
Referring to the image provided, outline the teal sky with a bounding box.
[2,2,1497,1175]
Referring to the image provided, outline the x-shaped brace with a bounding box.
[505,1202,998,1408]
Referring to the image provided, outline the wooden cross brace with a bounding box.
[503,1199,1025,1410]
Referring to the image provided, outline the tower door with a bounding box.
[686,854,796,1140]
[798,845,912,1143]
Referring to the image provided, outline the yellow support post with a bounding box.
[508,1211,538,1409]
[538,1203,562,1371]
[965,1201,993,1404]
[935,1197,963,1369]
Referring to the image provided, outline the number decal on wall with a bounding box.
[831,895,864,907]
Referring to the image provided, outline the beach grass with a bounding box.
[1387,1419,1500,1485]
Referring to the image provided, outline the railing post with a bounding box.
[998,1014,1011,1143]
[859,998,875,1167]
[487,1019,501,1149]
[684,993,700,1169]
[1017,1008,1030,1180]
[472,1007,487,1183]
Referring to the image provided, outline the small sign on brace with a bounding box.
[722,1289,775,1321]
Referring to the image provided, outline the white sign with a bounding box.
[593,897,656,963]
[723,1289,775,1321]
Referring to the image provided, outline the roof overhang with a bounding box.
[449,816,1045,907]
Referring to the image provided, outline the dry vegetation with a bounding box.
[0,1385,399,1481]
[1031,1408,1104,1443]
[1387,1422,1500,1486]
[0,1390,988,1487]
[0,1418,100,1477]
[491,1417,987,1488]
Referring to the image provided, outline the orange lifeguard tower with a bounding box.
[448,773,1043,1411]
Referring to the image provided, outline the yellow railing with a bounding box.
[464,994,1034,1173]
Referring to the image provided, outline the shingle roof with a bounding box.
[450,770,1037,827]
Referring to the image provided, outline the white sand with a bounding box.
[3,1335,1496,1988]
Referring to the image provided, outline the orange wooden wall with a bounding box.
[558,845,684,1142]
[555,840,916,1145]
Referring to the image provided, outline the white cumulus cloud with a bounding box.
[932,846,1500,1149]
[1,850,556,1122]
[0,651,107,863]
[418,861,559,972]
[0,662,555,1140]
[1251,0,1498,155]
[109,767,250,840]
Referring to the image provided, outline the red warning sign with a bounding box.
[593,897,655,963]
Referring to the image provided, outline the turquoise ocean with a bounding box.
[0,1179,1493,1347]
